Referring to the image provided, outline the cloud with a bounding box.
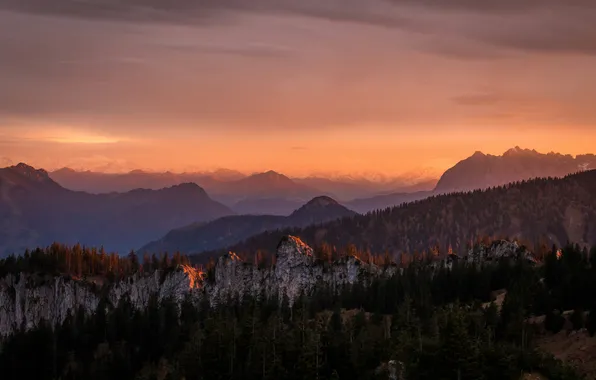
[2,0,595,57]
[0,157,12,167]
[60,155,138,172]
[1,0,596,138]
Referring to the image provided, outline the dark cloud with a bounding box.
[484,12,596,55]
[164,43,292,59]
[2,0,594,56]
[3,0,595,19]
[400,0,596,12]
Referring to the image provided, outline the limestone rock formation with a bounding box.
[0,236,379,338]
[0,236,535,339]
[430,240,538,270]
[0,267,204,338]
[206,235,379,306]
[465,240,538,264]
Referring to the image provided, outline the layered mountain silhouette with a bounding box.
[435,147,596,193]
[50,167,245,194]
[0,163,233,256]
[346,191,432,214]
[213,171,327,213]
[51,168,328,214]
[139,196,357,254]
[202,170,596,261]
[231,198,306,216]
[37,146,596,228]
[294,177,437,200]
[345,148,596,213]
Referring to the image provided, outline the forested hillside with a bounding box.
[215,170,596,261]
[140,196,356,254]
[1,242,595,379]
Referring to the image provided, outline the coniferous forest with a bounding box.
[218,171,596,261]
[1,242,596,379]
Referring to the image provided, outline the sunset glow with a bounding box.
[47,132,123,145]
[1,1,595,176]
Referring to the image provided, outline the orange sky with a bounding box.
[1,1,595,177]
[3,125,595,177]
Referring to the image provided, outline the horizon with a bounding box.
[2,145,595,181]
[2,1,596,177]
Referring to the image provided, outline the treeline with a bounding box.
[2,244,596,379]
[214,170,596,260]
[0,243,192,280]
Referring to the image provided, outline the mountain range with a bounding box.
[200,169,596,262]
[46,147,596,216]
[435,147,596,193]
[138,196,356,254]
[49,167,437,213]
[0,163,233,256]
[344,147,596,213]
[3,147,596,258]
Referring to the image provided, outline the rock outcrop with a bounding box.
[0,236,381,338]
[466,240,538,264]
[0,236,537,339]
[0,267,204,338]
[431,240,538,270]
[206,236,381,307]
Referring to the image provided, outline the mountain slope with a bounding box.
[50,168,328,214]
[212,170,330,214]
[0,163,234,256]
[435,147,596,193]
[346,191,432,214]
[139,196,357,254]
[210,170,596,259]
[50,167,245,194]
[293,177,437,201]
[231,197,306,216]
[345,148,596,214]
[220,170,323,199]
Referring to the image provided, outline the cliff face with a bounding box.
[0,268,205,339]
[0,236,527,338]
[0,236,381,338]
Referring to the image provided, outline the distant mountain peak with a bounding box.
[471,151,486,158]
[10,163,51,181]
[289,196,356,220]
[169,182,207,194]
[303,196,340,208]
[260,170,286,179]
[240,170,298,188]
[435,147,596,193]
[503,146,538,157]
[54,167,77,174]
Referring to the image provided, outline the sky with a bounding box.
[1,0,596,177]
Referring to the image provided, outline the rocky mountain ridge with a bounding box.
[435,147,596,193]
[0,236,529,338]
